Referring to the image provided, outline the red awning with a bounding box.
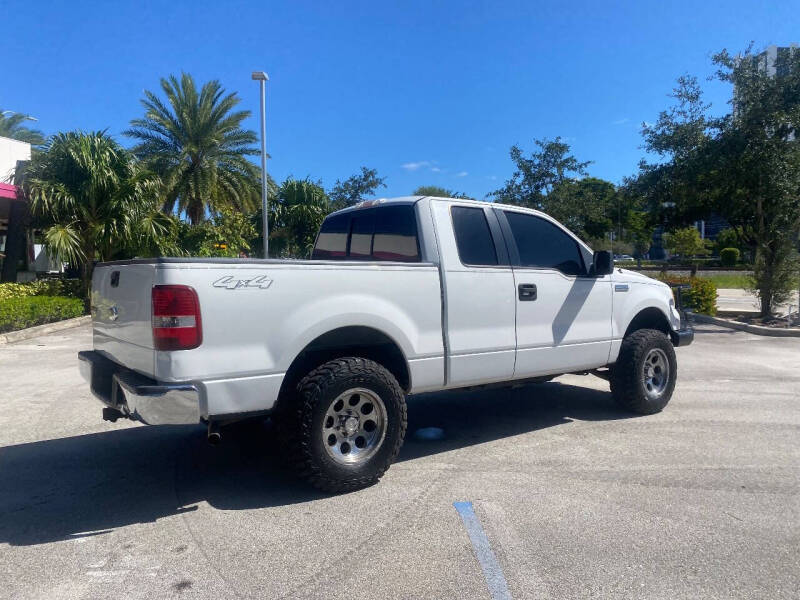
[0,183,17,200]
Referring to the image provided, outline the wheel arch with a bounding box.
[276,326,411,405]
[623,306,673,340]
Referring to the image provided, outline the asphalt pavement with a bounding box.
[0,324,798,599]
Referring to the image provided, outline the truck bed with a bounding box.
[90,258,445,418]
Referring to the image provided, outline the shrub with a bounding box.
[0,296,85,333]
[657,274,717,316]
[0,278,83,301]
[714,228,744,256]
[719,247,740,267]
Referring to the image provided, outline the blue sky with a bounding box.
[4,0,797,199]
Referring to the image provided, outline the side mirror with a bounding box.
[593,250,614,277]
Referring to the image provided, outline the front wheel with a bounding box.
[610,329,677,415]
[281,357,407,493]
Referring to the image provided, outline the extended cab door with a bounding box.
[430,201,517,387]
[496,209,613,378]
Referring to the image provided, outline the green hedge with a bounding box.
[0,296,85,334]
[0,278,83,301]
[657,274,717,316]
[719,247,740,267]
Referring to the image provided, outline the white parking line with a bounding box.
[453,501,512,600]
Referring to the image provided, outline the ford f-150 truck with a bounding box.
[79,196,693,492]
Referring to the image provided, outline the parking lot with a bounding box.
[1,324,798,599]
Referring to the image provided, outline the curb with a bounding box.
[0,315,91,344]
[694,314,800,338]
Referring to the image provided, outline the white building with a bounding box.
[0,136,33,281]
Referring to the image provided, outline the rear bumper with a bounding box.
[78,350,200,425]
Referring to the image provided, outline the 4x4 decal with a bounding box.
[212,275,273,290]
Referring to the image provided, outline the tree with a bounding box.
[624,209,656,267]
[329,167,386,210]
[544,177,615,240]
[664,227,709,258]
[180,207,257,257]
[491,138,623,241]
[491,137,591,208]
[0,110,45,146]
[266,178,331,258]
[636,48,800,315]
[412,185,471,199]
[23,131,166,296]
[713,227,747,257]
[126,73,260,224]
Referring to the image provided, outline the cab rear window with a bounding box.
[312,205,421,262]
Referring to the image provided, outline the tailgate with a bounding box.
[91,263,156,377]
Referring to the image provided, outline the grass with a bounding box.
[698,273,754,289]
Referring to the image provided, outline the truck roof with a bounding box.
[329,195,551,220]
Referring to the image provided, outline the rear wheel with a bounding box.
[610,329,676,414]
[280,357,407,493]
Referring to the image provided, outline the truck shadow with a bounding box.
[0,380,636,546]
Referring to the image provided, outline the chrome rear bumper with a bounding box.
[78,350,200,425]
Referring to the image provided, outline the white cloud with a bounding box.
[456,171,468,177]
[401,161,432,171]
[612,118,629,125]
[430,166,441,172]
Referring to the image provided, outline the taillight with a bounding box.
[152,285,202,351]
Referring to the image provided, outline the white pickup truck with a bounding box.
[79,196,693,492]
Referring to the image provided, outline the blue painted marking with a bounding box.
[453,501,512,600]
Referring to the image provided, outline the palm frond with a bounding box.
[43,223,84,264]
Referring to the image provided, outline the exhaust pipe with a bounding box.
[207,422,221,445]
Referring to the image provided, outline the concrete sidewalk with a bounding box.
[716,287,795,315]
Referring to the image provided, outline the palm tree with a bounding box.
[24,131,167,295]
[0,110,45,145]
[126,73,260,224]
[269,178,331,257]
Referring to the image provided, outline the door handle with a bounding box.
[518,283,537,301]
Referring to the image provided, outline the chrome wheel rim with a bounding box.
[642,348,669,399]
[322,388,387,465]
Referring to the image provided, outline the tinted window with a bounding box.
[349,212,374,259]
[312,205,421,262]
[372,206,420,262]
[504,211,585,276]
[451,207,498,266]
[312,212,349,259]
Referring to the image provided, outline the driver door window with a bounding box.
[504,211,586,276]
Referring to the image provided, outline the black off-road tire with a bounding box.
[279,357,407,493]
[610,329,677,415]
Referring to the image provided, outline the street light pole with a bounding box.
[252,71,269,258]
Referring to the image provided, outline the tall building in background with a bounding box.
[755,44,799,77]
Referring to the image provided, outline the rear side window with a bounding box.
[312,205,421,262]
[451,206,498,266]
[372,206,420,261]
[312,212,349,259]
[504,211,586,276]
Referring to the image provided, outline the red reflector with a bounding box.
[152,285,202,351]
